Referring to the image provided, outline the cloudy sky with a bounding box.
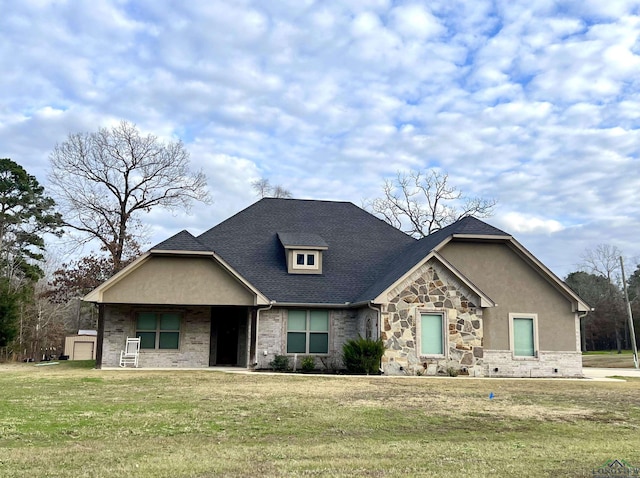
[2,0,639,278]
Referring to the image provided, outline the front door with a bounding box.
[210,307,247,366]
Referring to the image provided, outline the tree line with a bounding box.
[0,120,638,360]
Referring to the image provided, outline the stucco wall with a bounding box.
[102,256,255,306]
[439,241,579,352]
[102,305,211,368]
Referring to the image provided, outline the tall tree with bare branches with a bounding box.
[49,121,210,273]
[366,169,497,237]
[580,244,627,352]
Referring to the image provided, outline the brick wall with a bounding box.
[255,307,358,371]
[102,305,211,368]
[483,350,583,378]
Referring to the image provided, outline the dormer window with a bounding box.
[278,232,328,275]
[294,251,318,269]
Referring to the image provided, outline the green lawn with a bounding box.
[582,350,638,368]
[1,365,639,477]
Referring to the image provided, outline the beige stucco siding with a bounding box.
[439,241,577,351]
[102,256,255,305]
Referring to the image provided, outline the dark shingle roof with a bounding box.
[152,201,511,305]
[444,215,510,236]
[151,230,211,252]
[278,232,329,249]
[196,198,415,304]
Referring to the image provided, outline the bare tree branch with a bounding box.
[580,244,623,285]
[48,121,210,273]
[365,169,497,237]
[252,178,292,198]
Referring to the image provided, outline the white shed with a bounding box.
[64,331,98,360]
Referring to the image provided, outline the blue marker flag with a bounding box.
[489,392,494,399]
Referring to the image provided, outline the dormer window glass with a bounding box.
[293,250,319,270]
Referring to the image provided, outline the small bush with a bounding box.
[301,356,315,373]
[342,336,385,375]
[446,366,459,377]
[269,355,290,372]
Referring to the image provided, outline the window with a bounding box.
[510,313,538,358]
[136,312,181,350]
[292,250,319,270]
[287,310,329,354]
[419,313,445,356]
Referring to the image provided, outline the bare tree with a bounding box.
[365,169,497,237]
[251,178,292,198]
[49,121,210,273]
[581,244,623,285]
[580,244,626,352]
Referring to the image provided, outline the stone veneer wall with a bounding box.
[483,351,583,378]
[255,307,358,371]
[381,260,485,376]
[102,305,211,368]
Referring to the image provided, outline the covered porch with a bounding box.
[98,304,256,368]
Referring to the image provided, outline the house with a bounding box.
[84,198,590,377]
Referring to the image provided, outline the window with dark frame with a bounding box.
[136,312,181,350]
[286,310,329,354]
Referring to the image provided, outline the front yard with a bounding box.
[1,362,639,477]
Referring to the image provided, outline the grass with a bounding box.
[582,350,638,368]
[1,366,639,477]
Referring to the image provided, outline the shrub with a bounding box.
[342,336,385,375]
[301,356,315,373]
[269,354,290,372]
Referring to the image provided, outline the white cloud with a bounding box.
[0,0,639,276]
[390,4,446,40]
[497,212,565,234]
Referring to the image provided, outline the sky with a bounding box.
[2,0,640,279]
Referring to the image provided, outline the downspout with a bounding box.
[95,304,104,369]
[367,301,383,373]
[253,301,275,368]
[577,309,593,353]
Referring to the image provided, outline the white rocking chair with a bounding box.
[119,337,141,368]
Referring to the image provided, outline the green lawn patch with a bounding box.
[0,367,639,477]
[582,350,637,368]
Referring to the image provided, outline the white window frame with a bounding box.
[509,313,539,359]
[292,250,319,270]
[416,310,447,358]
